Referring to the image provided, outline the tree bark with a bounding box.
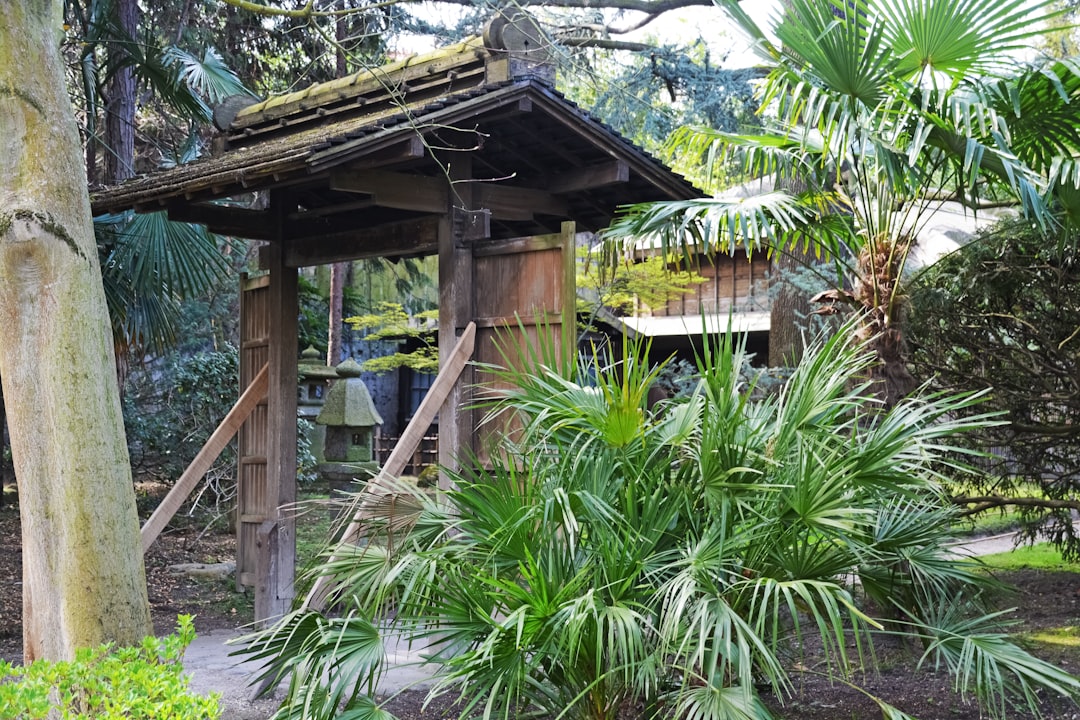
[768,167,816,367]
[104,0,139,184]
[0,0,152,661]
[767,249,814,367]
[336,0,348,78]
[327,261,348,365]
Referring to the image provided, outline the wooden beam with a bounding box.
[477,184,569,221]
[166,202,277,240]
[283,215,440,266]
[330,168,448,213]
[302,322,476,611]
[473,231,565,257]
[141,364,268,553]
[285,198,375,220]
[549,160,629,194]
[341,135,428,171]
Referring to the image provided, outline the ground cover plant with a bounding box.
[243,324,1080,720]
[0,616,219,719]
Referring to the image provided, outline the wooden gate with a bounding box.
[237,272,270,589]
[469,221,576,457]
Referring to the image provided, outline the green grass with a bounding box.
[951,509,1022,537]
[294,490,339,568]
[1022,627,1080,649]
[979,542,1080,572]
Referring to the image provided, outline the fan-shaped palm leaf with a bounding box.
[917,607,1080,718]
[877,0,1065,81]
[95,210,230,356]
[162,46,256,112]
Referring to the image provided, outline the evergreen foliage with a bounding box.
[345,302,439,374]
[909,217,1080,558]
[123,347,240,490]
[560,43,761,186]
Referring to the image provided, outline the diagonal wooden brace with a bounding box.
[140,364,269,553]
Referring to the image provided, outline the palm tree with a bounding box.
[605,0,1080,406]
[66,0,257,358]
[241,324,1080,720]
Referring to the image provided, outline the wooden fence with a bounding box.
[375,432,438,476]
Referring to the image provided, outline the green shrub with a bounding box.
[245,324,1080,720]
[123,347,240,488]
[0,616,220,719]
[909,218,1080,558]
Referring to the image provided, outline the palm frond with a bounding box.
[237,609,389,720]
[670,682,772,720]
[162,46,256,106]
[774,0,896,109]
[917,607,1080,718]
[875,0,1067,81]
[106,211,229,299]
[990,60,1080,176]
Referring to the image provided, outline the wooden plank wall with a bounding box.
[655,250,770,317]
[471,222,575,461]
[237,273,270,590]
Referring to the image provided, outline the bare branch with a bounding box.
[220,0,715,25]
[1009,422,1080,436]
[559,37,660,52]
[219,0,316,18]
[953,495,1080,516]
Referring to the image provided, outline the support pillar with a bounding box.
[438,157,489,482]
[256,195,298,623]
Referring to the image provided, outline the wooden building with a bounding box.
[610,248,772,361]
[90,14,700,623]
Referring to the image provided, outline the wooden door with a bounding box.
[469,221,576,458]
[237,272,270,589]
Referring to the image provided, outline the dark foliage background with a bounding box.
[908,218,1080,557]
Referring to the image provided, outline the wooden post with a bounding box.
[255,519,280,622]
[140,364,268,553]
[437,212,462,479]
[438,155,487,484]
[257,194,298,625]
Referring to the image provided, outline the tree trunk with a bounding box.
[0,0,152,662]
[104,0,139,184]
[854,238,917,408]
[336,0,348,77]
[768,170,817,367]
[0,381,5,509]
[327,261,348,365]
[767,249,815,367]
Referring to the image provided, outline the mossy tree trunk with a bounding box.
[0,0,152,661]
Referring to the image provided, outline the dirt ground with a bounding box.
[1,500,1079,719]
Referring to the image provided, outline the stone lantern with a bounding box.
[298,346,338,464]
[316,358,383,481]
[298,346,338,404]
